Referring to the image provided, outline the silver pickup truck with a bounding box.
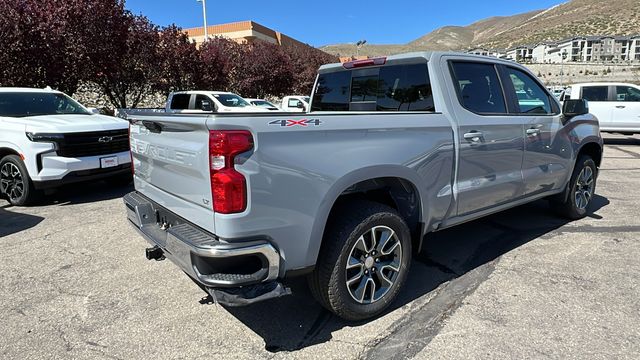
[123,52,603,321]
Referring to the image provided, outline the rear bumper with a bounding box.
[123,191,280,288]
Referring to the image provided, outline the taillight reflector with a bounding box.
[209,130,253,214]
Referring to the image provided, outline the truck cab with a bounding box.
[166,91,270,113]
[280,95,310,112]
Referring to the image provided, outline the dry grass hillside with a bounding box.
[321,0,640,57]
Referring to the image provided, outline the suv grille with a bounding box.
[56,129,129,158]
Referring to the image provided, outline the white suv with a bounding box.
[0,88,131,205]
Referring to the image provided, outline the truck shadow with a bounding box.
[38,180,133,206]
[603,136,640,146]
[0,204,44,238]
[223,195,609,352]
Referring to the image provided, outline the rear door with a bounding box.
[447,60,526,216]
[129,114,215,233]
[611,85,640,130]
[501,65,571,196]
[580,85,613,126]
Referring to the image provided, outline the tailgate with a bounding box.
[129,114,214,233]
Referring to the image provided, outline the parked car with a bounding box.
[166,91,272,113]
[281,95,310,112]
[245,98,280,111]
[0,88,131,205]
[563,82,640,134]
[123,52,602,321]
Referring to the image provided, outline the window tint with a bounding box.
[311,71,351,111]
[350,75,378,102]
[170,94,190,110]
[377,64,434,111]
[581,86,609,102]
[615,86,640,102]
[450,62,507,114]
[505,67,552,114]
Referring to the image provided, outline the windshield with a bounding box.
[212,93,251,108]
[0,92,90,117]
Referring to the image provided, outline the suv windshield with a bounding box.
[212,93,251,108]
[0,92,90,117]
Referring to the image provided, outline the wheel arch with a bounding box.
[305,166,426,268]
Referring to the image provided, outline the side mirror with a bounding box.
[88,107,100,114]
[201,100,213,112]
[296,101,306,111]
[562,99,589,119]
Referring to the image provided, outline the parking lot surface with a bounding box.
[1,134,639,360]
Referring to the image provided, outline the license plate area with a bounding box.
[100,156,119,168]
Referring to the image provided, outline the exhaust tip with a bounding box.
[145,246,165,261]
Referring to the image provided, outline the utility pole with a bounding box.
[197,0,208,40]
[561,49,568,88]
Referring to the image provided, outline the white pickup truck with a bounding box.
[563,82,640,134]
[166,91,271,113]
[0,88,131,205]
[280,95,310,112]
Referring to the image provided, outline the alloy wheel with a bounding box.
[0,163,24,203]
[574,166,594,210]
[345,225,403,304]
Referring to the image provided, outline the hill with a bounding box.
[320,0,640,57]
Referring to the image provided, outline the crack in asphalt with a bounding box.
[361,259,498,360]
[607,145,640,159]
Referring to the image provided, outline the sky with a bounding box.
[124,0,563,47]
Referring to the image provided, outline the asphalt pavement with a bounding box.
[1,134,639,359]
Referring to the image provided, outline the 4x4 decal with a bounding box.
[269,118,322,127]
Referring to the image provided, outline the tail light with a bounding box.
[209,130,253,214]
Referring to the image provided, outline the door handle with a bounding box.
[615,105,626,109]
[526,128,541,136]
[463,131,484,143]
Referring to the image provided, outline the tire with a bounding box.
[0,155,40,206]
[553,155,597,220]
[104,173,133,187]
[308,200,412,321]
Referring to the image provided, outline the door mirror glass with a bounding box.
[562,99,589,119]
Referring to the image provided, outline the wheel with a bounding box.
[308,200,412,321]
[553,155,597,219]
[0,155,39,206]
[104,173,133,187]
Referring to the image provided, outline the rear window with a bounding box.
[311,63,435,112]
[170,94,190,110]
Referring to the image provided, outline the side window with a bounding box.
[311,71,351,111]
[194,95,211,110]
[450,62,507,114]
[505,67,552,114]
[615,86,640,102]
[170,94,190,110]
[581,86,609,102]
[288,99,302,107]
[377,64,434,111]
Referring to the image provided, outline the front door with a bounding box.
[611,85,640,130]
[448,60,526,216]
[502,66,572,196]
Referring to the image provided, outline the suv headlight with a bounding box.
[26,132,65,142]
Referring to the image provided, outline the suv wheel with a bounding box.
[0,155,39,206]
[308,200,412,321]
[553,155,597,219]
